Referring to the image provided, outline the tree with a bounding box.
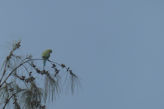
[0,41,79,109]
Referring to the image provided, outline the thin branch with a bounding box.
[2,91,20,109]
[0,59,40,88]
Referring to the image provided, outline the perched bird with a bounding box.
[42,49,52,68]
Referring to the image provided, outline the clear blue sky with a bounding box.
[0,0,164,109]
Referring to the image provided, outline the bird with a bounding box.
[42,49,52,69]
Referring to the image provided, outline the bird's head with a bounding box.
[47,49,52,53]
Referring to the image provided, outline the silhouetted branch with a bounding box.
[0,41,79,109]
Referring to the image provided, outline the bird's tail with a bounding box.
[43,59,46,70]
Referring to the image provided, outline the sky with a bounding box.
[0,0,164,109]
